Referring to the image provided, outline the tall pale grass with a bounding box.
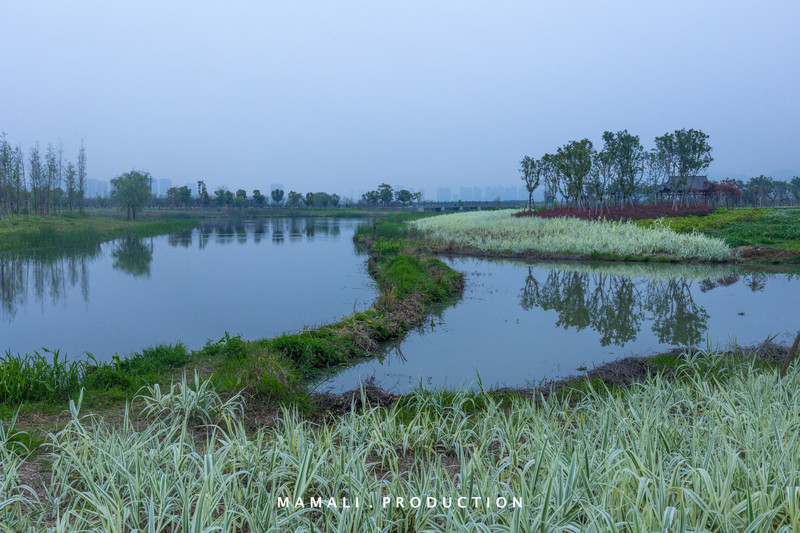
[412,210,732,261]
[1,357,800,530]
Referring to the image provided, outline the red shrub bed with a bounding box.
[514,204,716,221]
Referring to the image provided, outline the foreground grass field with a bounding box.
[2,352,800,531]
[410,210,731,261]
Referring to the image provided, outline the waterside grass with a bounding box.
[0,212,199,252]
[638,206,800,253]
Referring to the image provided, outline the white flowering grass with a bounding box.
[2,356,800,530]
[411,210,732,261]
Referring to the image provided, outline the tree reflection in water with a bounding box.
[111,236,154,277]
[519,265,728,347]
[1,247,98,322]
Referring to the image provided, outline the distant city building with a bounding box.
[87,178,109,198]
[437,187,452,202]
[150,179,159,196]
[158,178,172,197]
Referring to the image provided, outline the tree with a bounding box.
[361,190,380,207]
[330,193,341,207]
[519,155,543,211]
[235,189,247,210]
[196,180,211,207]
[395,189,413,205]
[252,189,266,207]
[304,192,314,207]
[110,170,152,220]
[791,177,800,205]
[287,190,302,209]
[64,162,77,211]
[166,186,180,207]
[605,130,645,205]
[28,144,43,214]
[177,186,192,206]
[271,188,284,205]
[377,183,394,206]
[653,128,713,206]
[541,153,560,208]
[556,139,594,208]
[412,191,423,204]
[45,143,58,213]
[77,141,87,213]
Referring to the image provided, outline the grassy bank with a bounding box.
[3,348,800,530]
[0,212,199,252]
[639,206,800,255]
[407,209,731,261]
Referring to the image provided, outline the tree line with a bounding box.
[0,132,88,218]
[520,128,800,212]
[519,128,720,212]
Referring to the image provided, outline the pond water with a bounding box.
[5,222,799,390]
[1,218,376,361]
[318,258,800,393]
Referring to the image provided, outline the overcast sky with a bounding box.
[2,1,798,196]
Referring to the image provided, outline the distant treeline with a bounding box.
[519,128,800,210]
[0,133,88,217]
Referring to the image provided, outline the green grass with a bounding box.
[0,349,86,404]
[0,343,194,408]
[638,207,800,251]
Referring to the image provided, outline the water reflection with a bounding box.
[1,247,98,321]
[2,217,374,359]
[515,262,792,347]
[319,258,800,393]
[1,217,363,325]
[112,237,154,277]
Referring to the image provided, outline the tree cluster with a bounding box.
[520,128,716,211]
[0,132,87,218]
[360,183,421,207]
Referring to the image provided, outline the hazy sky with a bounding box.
[2,1,798,196]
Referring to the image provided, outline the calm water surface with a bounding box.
[318,258,800,393]
[1,218,376,361]
[5,223,799,390]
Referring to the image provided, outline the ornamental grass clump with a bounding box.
[412,209,731,261]
[3,354,800,529]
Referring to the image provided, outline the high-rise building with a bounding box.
[158,179,172,197]
[87,179,109,198]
